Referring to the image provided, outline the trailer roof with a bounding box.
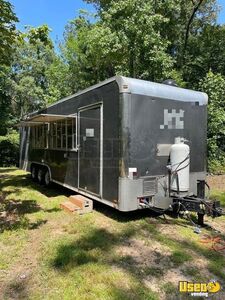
[117,77,208,105]
[28,76,208,117]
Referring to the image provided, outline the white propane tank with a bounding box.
[170,137,190,192]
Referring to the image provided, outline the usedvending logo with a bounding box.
[160,109,184,129]
[179,280,221,297]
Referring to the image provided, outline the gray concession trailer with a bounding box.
[19,76,222,220]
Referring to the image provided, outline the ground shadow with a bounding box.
[0,168,18,174]
[0,170,72,232]
[51,219,225,299]
[44,207,61,213]
[3,276,30,300]
[0,190,47,232]
[0,173,70,198]
[93,200,194,229]
[51,226,137,271]
[93,200,163,222]
[50,224,184,299]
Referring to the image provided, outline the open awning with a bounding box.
[19,114,76,127]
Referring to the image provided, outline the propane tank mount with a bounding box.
[167,137,223,226]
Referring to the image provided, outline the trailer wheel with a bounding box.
[37,168,44,184]
[31,165,38,181]
[44,169,51,186]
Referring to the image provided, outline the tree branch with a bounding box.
[183,0,204,59]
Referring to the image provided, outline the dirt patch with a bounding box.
[116,237,171,266]
[0,227,42,298]
[116,238,192,300]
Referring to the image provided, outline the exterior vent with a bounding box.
[142,177,158,196]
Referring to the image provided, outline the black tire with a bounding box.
[43,169,51,186]
[37,168,44,184]
[31,165,38,181]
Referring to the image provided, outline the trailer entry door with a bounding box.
[78,104,103,197]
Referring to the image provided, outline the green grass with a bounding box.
[210,190,225,207]
[169,250,192,267]
[161,282,176,295]
[0,168,225,299]
[144,266,164,278]
[0,230,28,273]
[182,266,200,278]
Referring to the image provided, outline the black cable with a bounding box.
[176,173,180,194]
[170,154,190,170]
[168,169,171,197]
[142,199,171,214]
[174,162,190,173]
[174,155,190,172]
[176,202,198,227]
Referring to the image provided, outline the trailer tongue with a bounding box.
[172,196,222,226]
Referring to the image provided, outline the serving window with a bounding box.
[30,116,77,150]
[49,117,77,150]
[31,124,48,149]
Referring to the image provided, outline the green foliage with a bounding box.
[63,0,219,88]
[0,65,15,135]
[62,2,175,90]
[0,23,73,165]
[84,0,219,75]
[199,71,225,173]
[0,0,18,65]
[184,24,225,87]
[0,131,19,167]
[44,57,72,104]
[9,26,55,117]
[24,24,53,48]
[0,1,18,138]
[8,25,72,117]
